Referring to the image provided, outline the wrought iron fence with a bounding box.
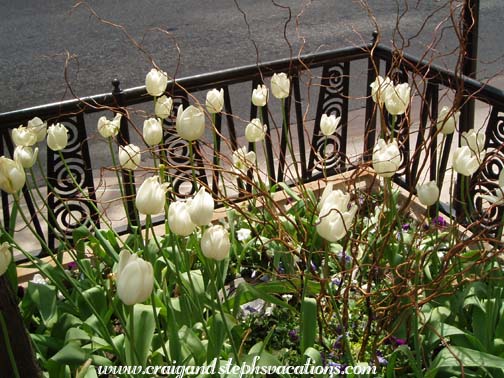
[1,38,503,260]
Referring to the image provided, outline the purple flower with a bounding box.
[67,261,78,270]
[386,336,407,346]
[432,216,448,228]
[288,329,299,342]
[310,261,317,271]
[402,223,410,231]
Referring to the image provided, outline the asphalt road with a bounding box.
[1,0,503,113]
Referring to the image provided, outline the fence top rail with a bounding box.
[0,44,370,128]
[374,44,504,109]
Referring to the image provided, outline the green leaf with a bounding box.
[430,346,504,371]
[27,281,57,326]
[125,304,155,366]
[50,341,88,365]
[301,297,317,353]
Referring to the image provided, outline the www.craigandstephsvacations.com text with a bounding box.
[96,357,377,377]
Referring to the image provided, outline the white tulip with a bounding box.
[384,82,411,115]
[0,242,12,276]
[155,95,173,119]
[245,118,267,143]
[27,117,47,142]
[416,181,439,207]
[452,146,484,176]
[187,187,214,226]
[14,146,38,169]
[0,156,26,194]
[320,114,341,136]
[481,170,504,205]
[116,250,154,306]
[47,123,69,151]
[232,146,256,173]
[143,117,163,146]
[271,73,290,99]
[145,68,168,97]
[119,144,141,170]
[168,201,196,236]
[97,113,122,138]
[236,228,252,241]
[316,189,357,242]
[251,84,268,107]
[370,76,392,106]
[176,105,205,141]
[436,106,460,135]
[372,139,402,178]
[12,126,37,147]
[461,129,485,155]
[206,88,224,114]
[135,176,169,215]
[201,225,231,261]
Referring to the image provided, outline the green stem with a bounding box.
[0,311,20,378]
[188,142,198,189]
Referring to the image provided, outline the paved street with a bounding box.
[1,1,503,113]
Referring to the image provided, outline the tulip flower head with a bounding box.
[135,176,169,215]
[187,187,214,226]
[47,123,69,151]
[232,146,256,174]
[14,146,38,169]
[155,95,173,119]
[12,126,37,147]
[251,84,268,107]
[143,117,163,146]
[176,105,205,141]
[206,88,224,114]
[145,68,168,97]
[416,181,439,207]
[316,189,357,242]
[0,156,26,194]
[320,114,341,136]
[372,139,402,178]
[168,200,196,236]
[436,106,460,135]
[370,76,392,106]
[384,82,411,116]
[461,129,485,155]
[245,118,267,143]
[119,144,141,170]
[481,169,504,205]
[452,146,484,176]
[271,73,290,99]
[0,242,12,276]
[116,250,154,306]
[27,117,47,142]
[97,113,122,139]
[201,225,231,261]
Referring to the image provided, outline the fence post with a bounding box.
[112,80,139,229]
[364,31,380,162]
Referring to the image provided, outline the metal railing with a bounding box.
[1,38,503,259]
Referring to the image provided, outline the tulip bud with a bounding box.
[116,250,154,305]
[27,117,47,142]
[145,68,168,97]
[384,82,410,115]
[271,73,290,99]
[97,113,122,138]
[320,114,341,136]
[370,76,392,105]
[245,118,267,143]
[452,146,484,176]
[155,95,173,119]
[119,144,141,170]
[187,187,214,226]
[168,201,196,236]
[416,181,439,207]
[12,126,37,147]
[372,139,401,178]
[135,176,169,215]
[201,225,231,261]
[461,129,485,155]
[206,88,224,114]
[47,123,69,151]
[436,106,460,135]
[176,105,205,141]
[251,84,268,107]
[0,242,12,276]
[14,146,38,168]
[316,189,357,242]
[232,146,256,173]
[143,117,163,146]
[0,156,26,194]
